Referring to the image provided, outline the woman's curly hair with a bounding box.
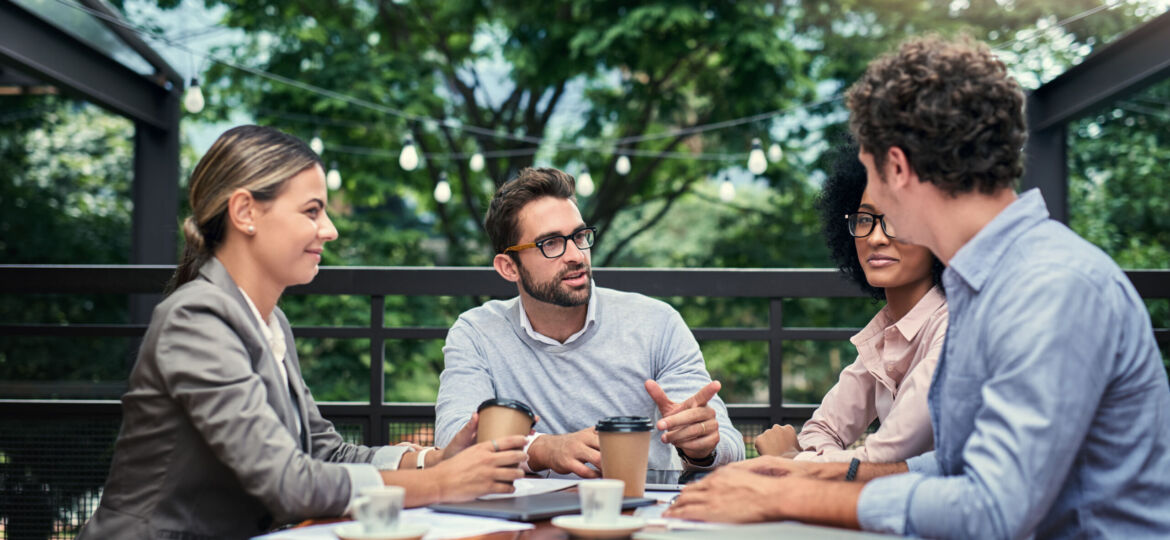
[816,141,945,300]
[845,34,1026,195]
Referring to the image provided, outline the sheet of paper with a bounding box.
[633,501,730,531]
[477,477,579,500]
[253,507,535,540]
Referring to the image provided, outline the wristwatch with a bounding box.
[845,458,860,481]
[677,446,717,467]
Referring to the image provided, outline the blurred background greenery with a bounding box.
[2,0,1168,409]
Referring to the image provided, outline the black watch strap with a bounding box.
[677,445,717,467]
[845,457,861,481]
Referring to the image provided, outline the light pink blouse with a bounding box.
[794,285,948,463]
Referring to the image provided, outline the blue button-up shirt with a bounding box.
[856,189,1170,538]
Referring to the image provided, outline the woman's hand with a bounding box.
[433,413,480,463]
[754,424,801,457]
[429,435,527,502]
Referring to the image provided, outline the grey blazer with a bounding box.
[79,259,381,539]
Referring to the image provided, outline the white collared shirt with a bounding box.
[238,287,300,438]
[517,281,598,345]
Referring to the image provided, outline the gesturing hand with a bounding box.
[645,379,721,460]
[526,427,601,478]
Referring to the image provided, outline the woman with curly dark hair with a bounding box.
[755,142,947,464]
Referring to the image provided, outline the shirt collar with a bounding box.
[947,189,1049,293]
[851,284,945,347]
[517,282,598,346]
[238,286,287,361]
[891,285,946,342]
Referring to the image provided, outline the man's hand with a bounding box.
[663,467,784,523]
[645,379,721,460]
[429,435,527,502]
[526,427,601,478]
[754,424,801,457]
[724,455,824,478]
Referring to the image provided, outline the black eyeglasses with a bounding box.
[844,212,896,239]
[505,227,597,258]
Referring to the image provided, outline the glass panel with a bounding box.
[699,340,768,405]
[661,297,770,329]
[295,337,370,402]
[0,336,134,399]
[383,340,443,403]
[781,339,855,405]
[383,295,480,327]
[282,294,371,327]
[13,0,155,76]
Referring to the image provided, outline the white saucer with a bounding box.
[551,515,646,539]
[332,521,429,540]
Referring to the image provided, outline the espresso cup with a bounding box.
[476,398,536,444]
[596,416,653,497]
[352,485,404,534]
[578,479,625,525]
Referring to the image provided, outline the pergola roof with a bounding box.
[1022,9,1170,223]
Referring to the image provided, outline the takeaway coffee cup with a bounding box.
[476,398,536,444]
[596,416,653,497]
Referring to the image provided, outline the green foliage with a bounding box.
[0,98,137,391]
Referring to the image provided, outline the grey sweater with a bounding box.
[435,286,744,473]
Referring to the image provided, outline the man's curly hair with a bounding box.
[817,141,945,301]
[845,34,1027,195]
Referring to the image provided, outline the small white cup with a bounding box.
[353,485,405,534]
[578,479,625,525]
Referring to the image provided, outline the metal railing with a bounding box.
[1,265,1167,539]
[2,265,1169,441]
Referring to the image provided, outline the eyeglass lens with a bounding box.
[539,228,595,257]
[847,213,896,238]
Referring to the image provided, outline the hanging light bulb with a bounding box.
[326,162,341,190]
[719,175,735,202]
[577,170,595,197]
[615,154,631,176]
[183,77,204,114]
[747,138,768,175]
[434,172,452,204]
[399,134,419,171]
[310,133,325,155]
[469,151,485,172]
[767,143,783,163]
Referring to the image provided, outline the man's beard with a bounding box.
[518,261,592,307]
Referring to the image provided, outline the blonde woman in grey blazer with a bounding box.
[79,126,526,539]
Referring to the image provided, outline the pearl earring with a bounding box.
[247,225,255,234]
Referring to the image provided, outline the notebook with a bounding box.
[428,491,656,522]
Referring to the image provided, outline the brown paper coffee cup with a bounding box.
[597,416,653,497]
[476,398,536,444]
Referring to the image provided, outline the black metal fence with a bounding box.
[1,265,1168,539]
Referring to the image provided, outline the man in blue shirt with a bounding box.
[667,35,1170,538]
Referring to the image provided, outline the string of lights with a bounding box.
[53,0,1127,200]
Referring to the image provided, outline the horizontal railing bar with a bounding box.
[4,265,1169,298]
[0,399,812,424]
[0,324,146,337]
[0,324,869,342]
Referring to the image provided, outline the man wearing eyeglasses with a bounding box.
[434,167,745,478]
